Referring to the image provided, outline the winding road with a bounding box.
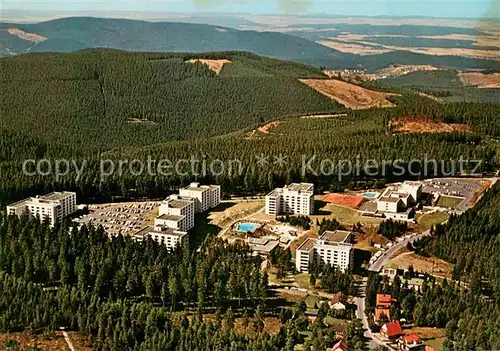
[355,229,433,348]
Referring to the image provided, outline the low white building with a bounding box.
[375,181,422,220]
[133,225,188,250]
[296,230,354,273]
[265,183,314,216]
[6,192,77,227]
[179,182,221,212]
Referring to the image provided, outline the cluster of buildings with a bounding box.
[133,183,220,250]
[359,181,423,221]
[6,183,221,252]
[265,183,314,216]
[380,320,435,351]
[6,192,77,227]
[296,230,354,273]
[375,293,436,351]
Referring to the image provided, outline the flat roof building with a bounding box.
[133,225,188,250]
[159,195,195,232]
[179,182,221,212]
[296,230,354,273]
[6,192,77,227]
[266,183,314,216]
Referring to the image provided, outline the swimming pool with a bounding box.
[237,223,259,232]
[361,192,378,198]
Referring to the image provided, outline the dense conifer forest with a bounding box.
[0,214,366,350]
[1,52,498,207]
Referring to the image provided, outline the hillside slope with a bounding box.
[0,50,343,154]
[0,17,352,66]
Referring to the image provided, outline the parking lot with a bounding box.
[75,202,160,236]
[422,178,484,211]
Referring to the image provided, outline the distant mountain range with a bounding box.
[1,17,499,71]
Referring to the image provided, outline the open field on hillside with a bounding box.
[6,28,46,42]
[299,79,396,109]
[186,58,232,74]
[300,113,347,119]
[376,64,441,78]
[437,195,464,209]
[390,252,453,279]
[391,117,471,134]
[246,120,282,138]
[319,204,384,225]
[459,72,500,88]
[321,33,500,60]
[317,40,392,55]
[209,200,264,228]
[415,211,449,231]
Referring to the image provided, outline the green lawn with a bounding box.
[320,204,383,225]
[415,211,449,231]
[425,337,446,350]
[295,273,311,290]
[304,294,322,309]
[437,195,464,209]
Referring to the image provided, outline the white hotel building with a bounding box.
[137,183,221,250]
[158,195,196,232]
[296,230,354,273]
[265,183,314,216]
[133,225,188,251]
[6,192,77,227]
[179,183,221,213]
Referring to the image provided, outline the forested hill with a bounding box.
[1,50,342,153]
[2,17,499,71]
[0,17,352,66]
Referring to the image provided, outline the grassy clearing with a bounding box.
[316,204,383,225]
[295,273,312,290]
[415,211,449,231]
[304,294,322,309]
[437,195,463,209]
[390,252,454,279]
[425,337,446,350]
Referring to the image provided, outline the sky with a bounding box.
[2,0,498,19]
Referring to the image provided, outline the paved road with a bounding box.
[368,230,431,272]
[354,229,432,349]
[354,278,386,348]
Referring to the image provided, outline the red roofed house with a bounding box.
[375,308,391,322]
[330,292,348,310]
[376,294,393,308]
[424,346,436,351]
[380,320,404,340]
[331,340,349,351]
[398,333,425,351]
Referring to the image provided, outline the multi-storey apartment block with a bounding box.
[6,192,77,227]
[265,183,314,216]
[179,182,221,212]
[158,195,196,232]
[133,225,188,250]
[296,230,354,273]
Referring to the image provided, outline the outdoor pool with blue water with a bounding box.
[361,192,378,198]
[236,223,259,232]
